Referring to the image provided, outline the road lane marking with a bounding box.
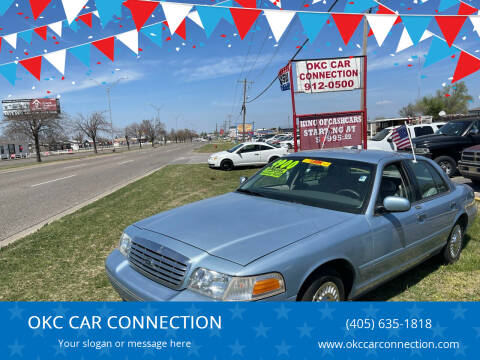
[118,160,134,165]
[64,164,87,170]
[31,174,76,188]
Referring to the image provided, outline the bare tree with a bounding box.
[141,119,156,147]
[127,122,143,148]
[123,126,131,150]
[74,112,109,154]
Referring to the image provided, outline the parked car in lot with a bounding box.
[458,145,480,185]
[408,117,480,177]
[207,142,288,171]
[279,136,300,150]
[368,123,445,152]
[106,150,476,302]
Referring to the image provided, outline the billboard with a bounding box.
[299,111,364,150]
[295,56,363,94]
[237,124,253,133]
[2,98,61,116]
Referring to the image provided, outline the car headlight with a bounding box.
[415,147,430,154]
[209,156,218,161]
[118,232,132,257]
[188,268,285,301]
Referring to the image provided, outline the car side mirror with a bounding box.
[239,176,248,185]
[383,196,411,212]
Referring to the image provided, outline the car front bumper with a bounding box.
[458,161,480,181]
[207,158,221,168]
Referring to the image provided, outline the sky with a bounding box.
[1,0,480,135]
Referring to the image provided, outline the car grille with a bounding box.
[128,240,190,289]
[462,151,478,163]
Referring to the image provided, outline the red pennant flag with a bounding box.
[332,14,364,45]
[0,37,2,53]
[34,26,48,40]
[20,56,42,81]
[230,8,262,40]
[435,15,467,47]
[123,0,159,31]
[29,0,52,20]
[92,37,115,61]
[235,0,257,7]
[458,2,478,15]
[377,4,402,25]
[78,13,93,28]
[452,51,480,83]
[175,19,186,40]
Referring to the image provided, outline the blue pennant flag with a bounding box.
[196,6,234,38]
[18,29,33,44]
[0,0,14,15]
[401,15,432,44]
[439,0,459,11]
[344,0,377,13]
[298,13,329,42]
[424,36,459,67]
[95,0,123,26]
[141,23,163,48]
[69,44,91,67]
[0,62,17,85]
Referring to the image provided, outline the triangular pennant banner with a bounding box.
[196,6,233,38]
[269,0,281,8]
[435,15,467,47]
[116,29,139,54]
[298,12,329,42]
[235,0,256,8]
[92,37,115,61]
[29,0,52,20]
[187,10,204,29]
[230,8,262,40]
[94,0,123,26]
[264,10,295,42]
[3,33,17,49]
[19,30,33,44]
[344,0,376,13]
[161,2,193,35]
[424,36,459,67]
[34,26,48,40]
[397,28,432,53]
[0,0,15,16]
[20,56,42,81]
[140,23,162,47]
[439,0,458,12]
[175,19,187,40]
[61,0,89,24]
[123,0,159,32]
[78,13,93,28]
[70,19,80,32]
[48,21,63,37]
[452,51,480,82]
[0,62,17,85]
[331,14,364,45]
[44,49,66,75]
[471,15,480,36]
[69,43,90,67]
[377,4,402,25]
[366,14,397,46]
[401,15,432,44]
[458,2,478,15]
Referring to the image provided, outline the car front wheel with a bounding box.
[220,159,234,171]
[300,270,345,301]
[442,223,463,264]
[434,156,456,177]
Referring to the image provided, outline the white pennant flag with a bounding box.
[470,15,480,36]
[3,33,17,49]
[366,14,397,47]
[116,30,139,55]
[48,21,63,37]
[396,28,433,53]
[269,0,282,8]
[61,0,89,24]
[44,49,67,75]
[187,10,204,29]
[160,2,192,35]
[93,10,99,18]
[264,10,295,43]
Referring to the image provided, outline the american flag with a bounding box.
[391,126,411,149]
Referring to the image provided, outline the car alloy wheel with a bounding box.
[312,282,340,301]
[439,161,453,176]
[449,224,462,259]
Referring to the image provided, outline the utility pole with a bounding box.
[238,78,254,142]
[360,8,373,149]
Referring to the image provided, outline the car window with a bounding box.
[376,163,413,206]
[240,145,256,153]
[407,160,439,200]
[371,128,391,141]
[425,162,449,194]
[259,145,273,151]
[414,126,434,137]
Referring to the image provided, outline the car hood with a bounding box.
[134,192,355,266]
[209,151,229,157]
[412,134,461,145]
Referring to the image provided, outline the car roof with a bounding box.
[384,122,444,130]
[289,148,415,164]
[242,142,274,146]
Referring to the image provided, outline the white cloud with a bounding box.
[376,99,393,105]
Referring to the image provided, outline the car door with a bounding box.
[468,120,480,145]
[236,145,261,165]
[258,145,276,163]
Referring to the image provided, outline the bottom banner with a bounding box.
[2,302,478,359]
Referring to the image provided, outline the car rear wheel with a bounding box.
[434,156,456,177]
[220,159,234,171]
[441,223,463,264]
[268,156,279,163]
[300,270,345,302]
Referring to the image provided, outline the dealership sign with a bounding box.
[237,123,253,133]
[295,57,363,93]
[299,111,364,150]
[2,98,60,116]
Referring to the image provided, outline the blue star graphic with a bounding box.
[209,328,221,338]
[185,303,201,316]
[409,347,422,357]
[318,303,335,320]
[362,304,379,318]
[275,340,292,356]
[320,347,333,357]
[53,304,69,317]
[187,342,203,357]
[9,303,25,320]
[407,304,424,318]
[120,327,133,338]
[454,344,467,357]
[52,343,67,357]
[96,303,113,317]
[343,325,356,338]
[33,328,45,338]
[229,304,246,319]
[9,340,25,357]
[274,304,291,319]
[387,327,401,339]
[451,304,467,319]
[141,303,157,316]
[76,327,89,338]
[430,322,447,338]
[229,339,246,356]
[297,323,314,338]
[253,322,270,338]
[166,326,178,338]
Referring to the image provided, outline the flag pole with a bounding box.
[405,121,417,163]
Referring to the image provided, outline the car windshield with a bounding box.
[237,157,375,214]
[227,144,244,153]
[436,121,470,136]
[371,128,391,141]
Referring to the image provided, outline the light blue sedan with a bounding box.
[106,150,477,301]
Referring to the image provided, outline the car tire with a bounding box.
[441,223,463,264]
[434,156,457,177]
[300,269,345,302]
[220,159,234,171]
[268,156,279,163]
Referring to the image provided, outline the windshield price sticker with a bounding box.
[302,159,331,167]
[261,159,299,178]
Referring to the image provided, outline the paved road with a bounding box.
[0,143,208,244]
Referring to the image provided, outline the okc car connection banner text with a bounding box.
[2,302,478,359]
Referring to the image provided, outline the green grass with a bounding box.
[0,164,478,301]
[195,142,237,153]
